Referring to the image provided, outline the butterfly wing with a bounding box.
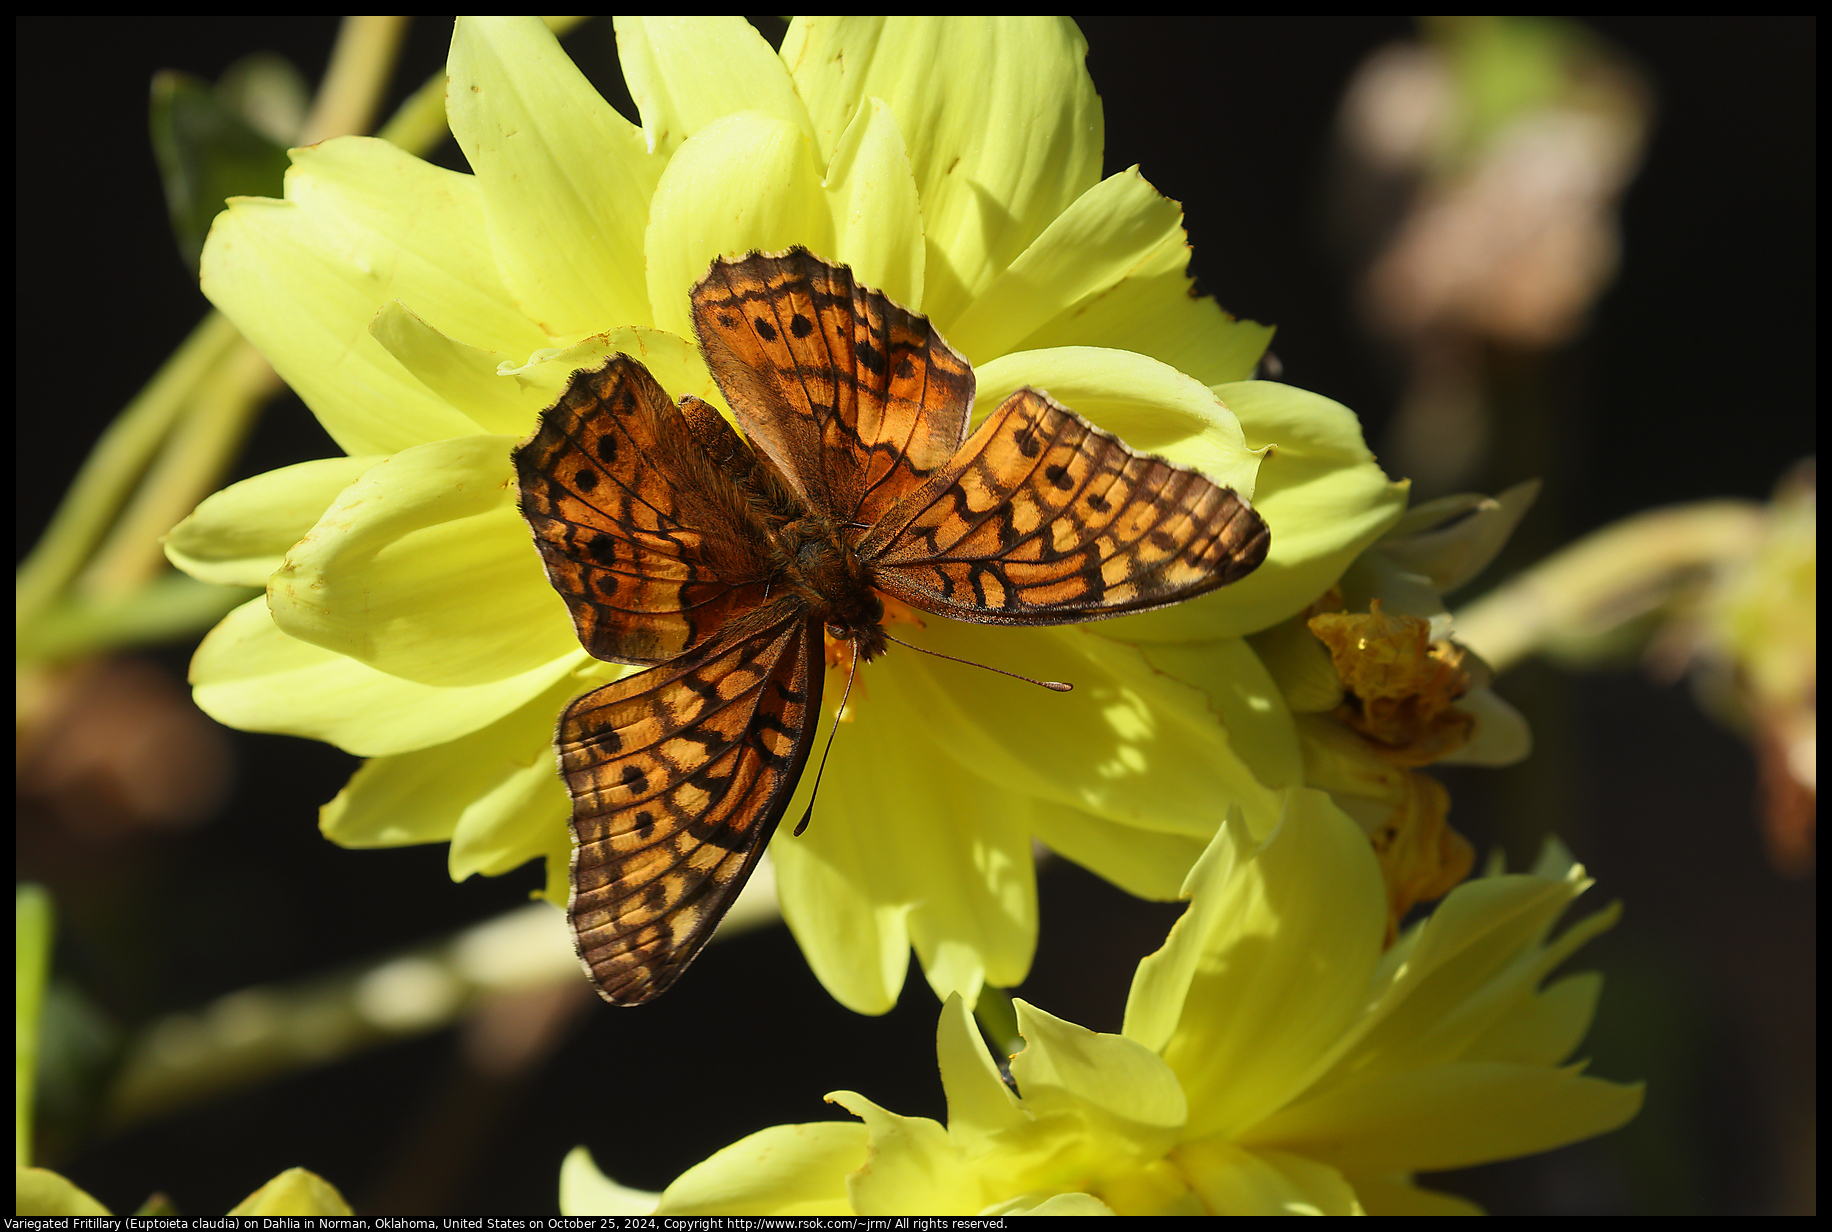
[863,387,1270,624]
[513,356,781,665]
[691,248,976,525]
[562,610,823,1004]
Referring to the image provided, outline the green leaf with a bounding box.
[149,59,299,271]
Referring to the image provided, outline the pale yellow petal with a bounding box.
[14,1167,110,1216]
[448,16,664,339]
[1003,1191,1116,1215]
[774,655,1040,1010]
[1031,801,1207,901]
[1147,791,1389,1140]
[1121,810,1253,1053]
[825,1093,981,1216]
[782,17,1101,328]
[318,671,592,887]
[971,346,1261,497]
[1010,1000,1187,1159]
[1335,873,1614,1082]
[166,455,382,587]
[201,138,522,455]
[369,303,545,438]
[617,16,813,158]
[824,96,925,308]
[945,169,1271,383]
[1174,1138,1362,1216]
[899,622,1285,846]
[773,813,917,1017]
[644,112,835,340]
[228,1167,352,1217]
[1244,1061,1644,1174]
[559,1146,660,1216]
[935,994,1028,1150]
[266,435,578,687]
[653,1122,867,1217]
[1377,480,1540,593]
[191,598,589,757]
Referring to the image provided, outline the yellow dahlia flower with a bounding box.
[168,16,1405,1012]
[564,789,1640,1216]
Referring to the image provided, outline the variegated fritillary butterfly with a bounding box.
[513,248,1270,1004]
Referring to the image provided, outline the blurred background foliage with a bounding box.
[16,16,1813,1216]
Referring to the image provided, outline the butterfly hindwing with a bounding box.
[691,248,976,526]
[514,357,779,666]
[561,611,823,1004]
[865,387,1271,624]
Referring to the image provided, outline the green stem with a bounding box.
[15,312,243,632]
[1454,500,1768,673]
[16,885,53,1167]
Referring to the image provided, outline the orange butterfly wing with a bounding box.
[559,611,821,1004]
[691,248,976,525]
[515,355,823,1005]
[516,248,1271,1007]
[864,387,1270,624]
[512,357,778,665]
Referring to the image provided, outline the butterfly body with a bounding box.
[514,248,1270,1004]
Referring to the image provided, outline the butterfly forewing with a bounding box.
[692,250,976,526]
[513,357,778,665]
[865,388,1271,624]
[562,612,823,1003]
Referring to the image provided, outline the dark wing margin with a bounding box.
[560,613,822,1004]
[863,388,1270,625]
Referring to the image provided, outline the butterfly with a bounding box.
[512,248,1270,1004]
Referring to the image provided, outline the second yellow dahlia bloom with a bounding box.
[564,789,1640,1215]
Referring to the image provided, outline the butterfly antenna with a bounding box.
[881,632,1073,692]
[794,639,864,837]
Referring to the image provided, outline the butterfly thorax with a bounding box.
[771,515,889,660]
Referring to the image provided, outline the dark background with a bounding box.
[17,16,1815,1216]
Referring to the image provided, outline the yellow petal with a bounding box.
[945,169,1271,383]
[825,1092,981,1216]
[1173,1138,1361,1216]
[644,111,835,340]
[652,1122,867,1217]
[559,1145,660,1216]
[616,16,813,157]
[1031,801,1207,900]
[266,436,577,687]
[448,16,664,339]
[1108,381,1411,642]
[14,1167,110,1216]
[824,96,925,307]
[228,1167,353,1216]
[166,455,382,587]
[773,657,1040,1010]
[318,671,589,887]
[192,597,588,758]
[1244,1060,1644,1174]
[782,17,1102,328]
[935,993,1029,1149]
[201,138,519,455]
[1010,1000,1187,1157]
[1135,791,1389,1140]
